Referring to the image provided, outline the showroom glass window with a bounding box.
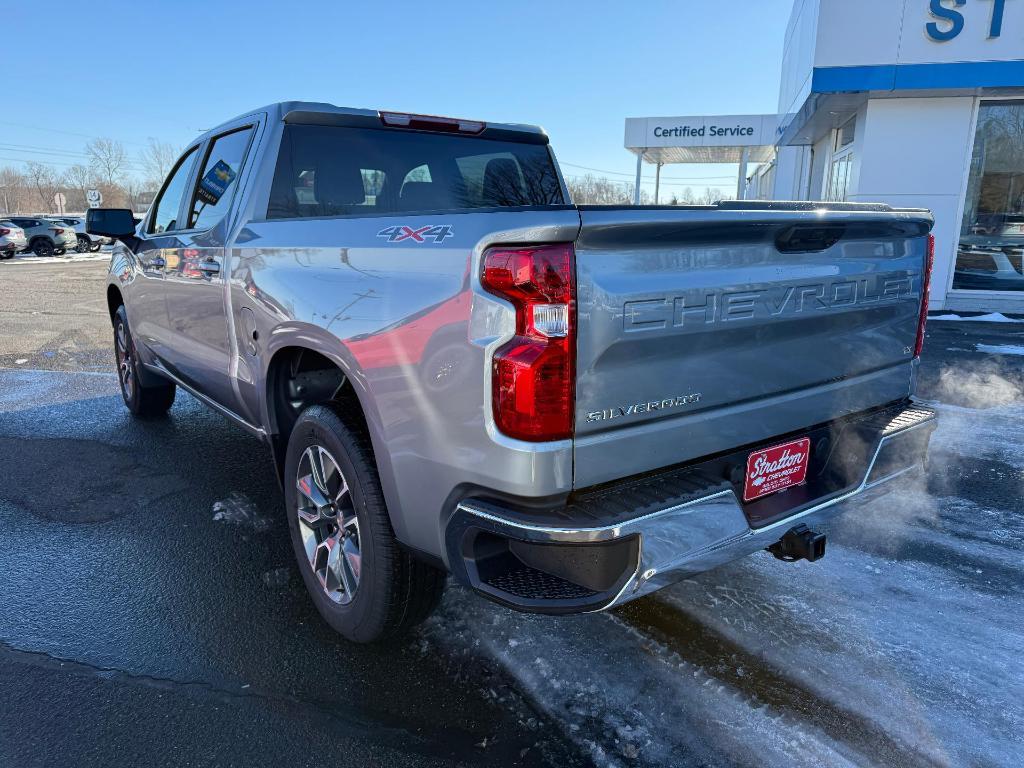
[824,118,855,202]
[955,101,1024,292]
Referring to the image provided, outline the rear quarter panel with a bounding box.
[229,209,579,560]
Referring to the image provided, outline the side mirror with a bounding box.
[87,208,138,238]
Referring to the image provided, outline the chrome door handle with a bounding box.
[197,259,220,274]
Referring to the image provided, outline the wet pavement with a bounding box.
[0,368,576,767]
[1,260,1022,767]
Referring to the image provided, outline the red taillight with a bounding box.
[380,111,485,134]
[0,228,9,236]
[481,243,575,441]
[51,227,64,234]
[914,233,935,358]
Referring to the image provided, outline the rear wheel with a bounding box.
[31,239,53,257]
[75,235,90,253]
[113,305,176,417]
[284,404,445,643]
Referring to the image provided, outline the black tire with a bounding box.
[54,248,65,256]
[113,305,176,417]
[75,235,90,254]
[284,404,445,643]
[89,242,101,253]
[31,238,54,257]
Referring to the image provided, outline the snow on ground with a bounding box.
[3,251,110,265]
[930,312,1024,323]
[975,343,1024,357]
[427,366,1024,767]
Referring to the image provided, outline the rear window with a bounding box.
[267,124,564,219]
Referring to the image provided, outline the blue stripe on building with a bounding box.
[812,60,1024,93]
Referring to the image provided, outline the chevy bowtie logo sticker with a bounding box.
[377,224,454,244]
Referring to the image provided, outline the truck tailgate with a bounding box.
[572,203,933,489]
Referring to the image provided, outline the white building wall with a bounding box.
[846,96,977,309]
[816,0,1024,68]
[778,0,820,117]
[773,145,812,200]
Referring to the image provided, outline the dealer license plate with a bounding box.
[743,437,811,502]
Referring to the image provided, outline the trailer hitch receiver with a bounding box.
[768,524,826,563]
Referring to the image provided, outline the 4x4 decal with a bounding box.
[376,224,454,244]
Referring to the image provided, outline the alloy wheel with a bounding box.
[296,445,361,604]
[115,321,135,400]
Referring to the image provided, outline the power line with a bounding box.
[0,120,150,147]
[0,144,143,167]
[559,161,738,182]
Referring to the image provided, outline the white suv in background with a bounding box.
[47,216,109,252]
[4,217,76,257]
[0,220,28,259]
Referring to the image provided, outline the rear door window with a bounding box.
[267,124,563,219]
[188,126,255,231]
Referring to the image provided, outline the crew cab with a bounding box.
[88,102,937,642]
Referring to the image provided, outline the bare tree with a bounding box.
[697,186,726,205]
[25,161,61,211]
[64,164,93,197]
[140,138,179,189]
[566,174,635,205]
[86,137,127,187]
[0,167,30,214]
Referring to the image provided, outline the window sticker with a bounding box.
[197,160,237,206]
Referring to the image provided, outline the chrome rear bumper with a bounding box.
[445,404,937,613]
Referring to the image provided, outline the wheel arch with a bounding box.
[106,284,124,322]
[263,342,379,486]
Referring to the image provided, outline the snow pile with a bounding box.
[975,343,1024,357]
[930,312,1024,323]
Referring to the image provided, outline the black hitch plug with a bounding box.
[768,524,826,563]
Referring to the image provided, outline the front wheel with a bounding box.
[113,305,176,417]
[89,242,101,253]
[284,404,445,643]
[75,235,90,253]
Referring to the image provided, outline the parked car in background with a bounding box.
[969,212,1024,238]
[4,217,75,256]
[47,216,109,252]
[0,220,28,259]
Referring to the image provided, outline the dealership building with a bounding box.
[625,0,1024,313]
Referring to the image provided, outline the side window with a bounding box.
[188,126,254,231]
[149,146,199,234]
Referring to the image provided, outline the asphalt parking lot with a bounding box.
[2,257,1023,767]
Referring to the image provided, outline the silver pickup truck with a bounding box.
[88,102,937,643]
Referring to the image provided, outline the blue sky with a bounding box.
[4,0,793,197]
